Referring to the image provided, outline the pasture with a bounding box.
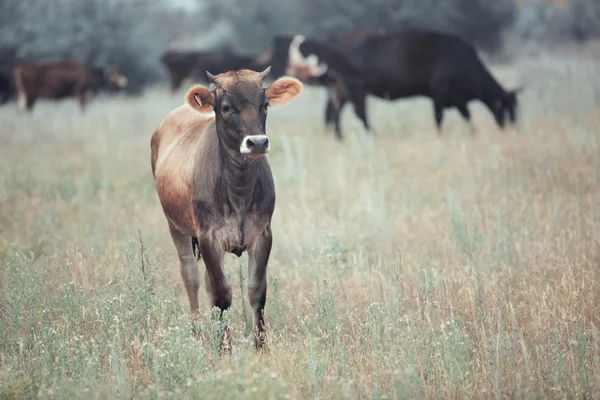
[1,52,599,399]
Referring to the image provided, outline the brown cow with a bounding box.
[151,67,302,351]
[13,60,128,112]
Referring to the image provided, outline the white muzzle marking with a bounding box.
[240,135,270,155]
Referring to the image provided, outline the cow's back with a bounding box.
[151,104,215,236]
[356,30,483,97]
[14,61,86,99]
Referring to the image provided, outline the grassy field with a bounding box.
[1,53,599,399]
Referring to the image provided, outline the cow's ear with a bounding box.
[266,77,302,106]
[186,84,214,112]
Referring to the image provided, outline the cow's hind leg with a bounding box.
[25,97,36,112]
[433,99,445,136]
[324,95,335,133]
[351,92,375,137]
[332,97,348,141]
[325,86,343,135]
[17,91,27,111]
[14,70,32,112]
[78,93,87,113]
[18,92,35,112]
[326,84,348,141]
[77,89,91,113]
[168,222,200,318]
[247,228,272,351]
[199,237,232,353]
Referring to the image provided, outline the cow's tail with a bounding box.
[192,237,201,260]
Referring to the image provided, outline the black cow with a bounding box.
[270,29,522,140]
[160,46,271,92]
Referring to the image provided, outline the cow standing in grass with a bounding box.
[270,30,522,140]
[151,67,302,350]
[13,60,128,112]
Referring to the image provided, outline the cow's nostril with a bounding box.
[246,138,255,148]
[263,138,269,148]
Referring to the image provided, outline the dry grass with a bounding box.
[1,53,599,399]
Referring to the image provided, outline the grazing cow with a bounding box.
[13,60,128,112]
[160,47,270,92]
[151,67,302,350]
[270,30,522,140]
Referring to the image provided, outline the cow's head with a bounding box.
[493,87,523,128]
[185,67,302,158]
[105,66,128,91]
[286,35,329,83]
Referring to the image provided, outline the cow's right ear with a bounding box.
[185,85,214,113]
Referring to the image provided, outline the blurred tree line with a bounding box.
[0,0,598,93]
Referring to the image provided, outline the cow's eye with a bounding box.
[221,104,231,113]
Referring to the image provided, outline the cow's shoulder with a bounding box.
[154,104,216,184]
[157,104,215,144]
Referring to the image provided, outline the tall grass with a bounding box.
[1,54,599,399]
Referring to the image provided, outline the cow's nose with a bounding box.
[246,136,269,150]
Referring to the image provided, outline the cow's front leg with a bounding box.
[77,89,91,113]
[199,237,232,353]
[247,227,272,351]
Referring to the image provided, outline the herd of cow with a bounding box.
[0,28,522,140]
[149,28,525,351]
[0,27,526,351]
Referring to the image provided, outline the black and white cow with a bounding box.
[269,29,522,140]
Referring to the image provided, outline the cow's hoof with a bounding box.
[254,332,268,353]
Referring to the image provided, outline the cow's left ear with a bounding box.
[266,77,302,106]
[186,84,214,113]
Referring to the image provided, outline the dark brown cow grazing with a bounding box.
[151,67,302,351]
[13,60,128,112]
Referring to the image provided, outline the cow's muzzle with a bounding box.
[240,135,270,158]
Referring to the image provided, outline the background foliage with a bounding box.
[1,0,599,92]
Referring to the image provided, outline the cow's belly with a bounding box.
[154,172,196,237]
[369,80,431,100]
[153,132,199,236]
[39,81,78,99]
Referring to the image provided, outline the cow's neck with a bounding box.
[218,139,259,212]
